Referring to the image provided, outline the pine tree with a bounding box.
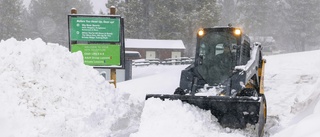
[148,0,185,39]
[106,0,150,39]
[218,0,237,26]
[180,0,221,55]
[235,0,271,36]
[105,0,221,56]
[286,0,320,51]
[105,0,127,15]
[27,0,93,46]
[0,0,24,40]
[266,0,291,51]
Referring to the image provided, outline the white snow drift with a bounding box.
[1,38,320,137]
[0,38,141,137]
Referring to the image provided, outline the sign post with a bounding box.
[68,7,125,88]
[109,6,117,88]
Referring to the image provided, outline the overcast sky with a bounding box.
[91,0,108,13]
[23,0,107,13]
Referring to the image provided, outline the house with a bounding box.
[125,39,186,61]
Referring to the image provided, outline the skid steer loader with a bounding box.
[146,26,267,137]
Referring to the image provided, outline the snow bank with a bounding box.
[272,74,320,137]
[0,38,141,137]
[264,50,320,136]
[273,103,320,137]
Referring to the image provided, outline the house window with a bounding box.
[146,51,156,59]
[171,51,181,58]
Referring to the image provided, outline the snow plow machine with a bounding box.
[146,26,267,137]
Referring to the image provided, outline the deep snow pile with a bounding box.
[264,51,320,137]
[131,98,221,137]
[0,38,141,137]
[131,98,257,137]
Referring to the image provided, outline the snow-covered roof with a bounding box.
[125,39,185,49]
[125,50,141,58]
[250,36,275,43]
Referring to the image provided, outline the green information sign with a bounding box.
[68,15,124,68]
[70,17,120,42]
[71,44,121,66]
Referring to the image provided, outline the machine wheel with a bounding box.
[238,88,258,97]
[174,87,186,95]
[256,94,267,137]
[262,95,267,123]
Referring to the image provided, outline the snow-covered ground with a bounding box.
[1,38,320,137]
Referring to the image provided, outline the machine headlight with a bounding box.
[234,29,242,35]
[219,93,226,96]
[198,29,205,36]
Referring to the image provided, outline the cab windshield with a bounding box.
[197,30,237,85]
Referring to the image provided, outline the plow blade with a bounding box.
[146,94,266,136]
